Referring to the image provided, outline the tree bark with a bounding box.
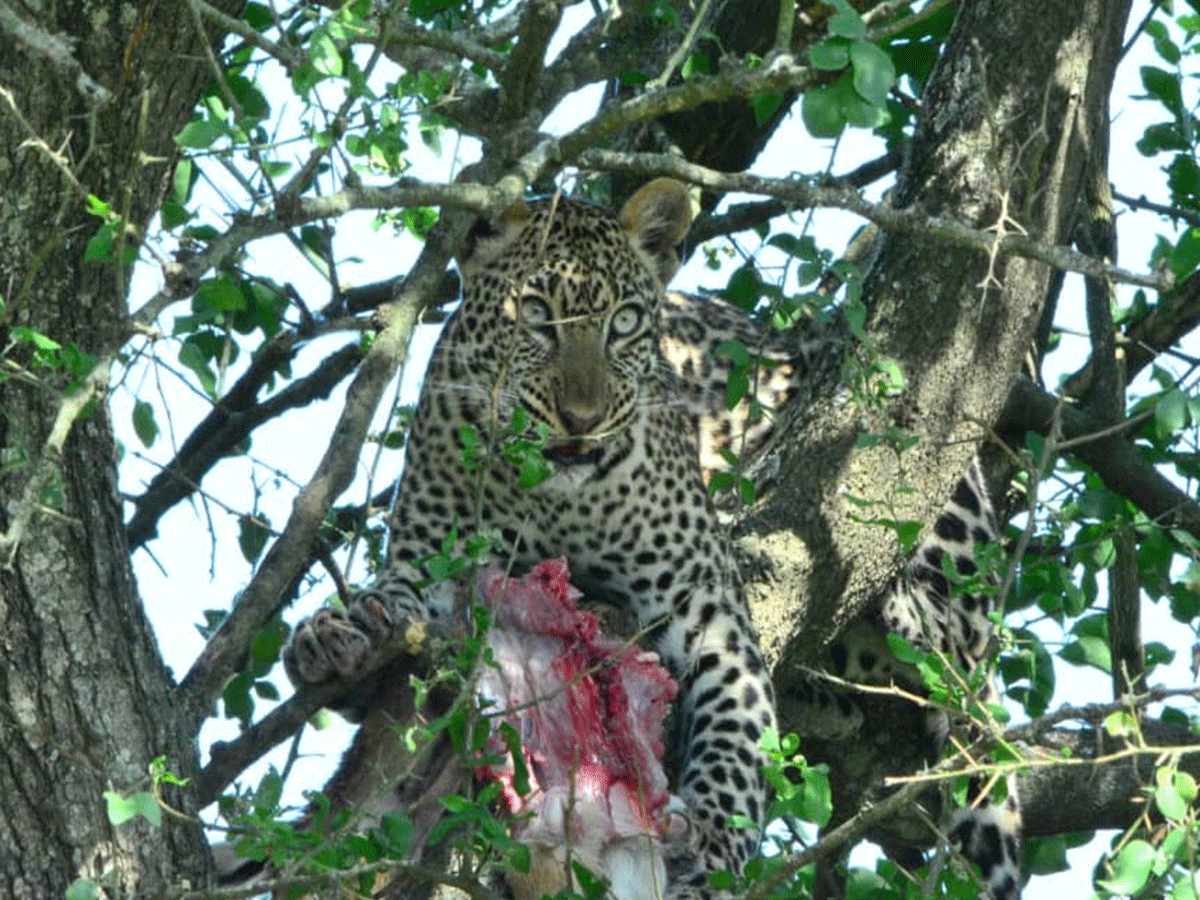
[0,3,241,895]
[746,0,1133,678]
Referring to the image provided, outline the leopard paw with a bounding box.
[284,608,371,686]
[283,592,395,687]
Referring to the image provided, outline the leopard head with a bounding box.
[453,179,694,470]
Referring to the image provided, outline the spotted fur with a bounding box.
[284,180,783,897]
[798,458,1022,900]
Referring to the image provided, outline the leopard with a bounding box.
[278,176,1021,900]
[283,179,784,898]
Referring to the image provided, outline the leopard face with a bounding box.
[436,182,691,490]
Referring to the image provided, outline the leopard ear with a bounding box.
[457,198,532,273]
[619,178,694,285]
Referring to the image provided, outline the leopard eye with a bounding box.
[519,297,553,327]
[609,304,643,338]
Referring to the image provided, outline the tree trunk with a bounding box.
[746,0,1133,674]
[0,3,240,895]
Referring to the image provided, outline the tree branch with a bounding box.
[195,613,436,805]
[690,149,902,244]
[192,0,303,69]
[377,9,507,73]
[578,148,1173,291]
[1063,267,1200,400]
[1114,189,1200,230]
[177,237,451,727]
[125,340,364,550]
[497,0,563,122]
[1000,378,1200,542]
[1076,154,1145,698]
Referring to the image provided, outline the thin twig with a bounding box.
[192,0,303,69]
[649,0,716,89]
[1114,189,1200,230]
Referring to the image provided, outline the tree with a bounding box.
[2,0,1199,898]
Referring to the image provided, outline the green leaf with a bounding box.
[738,475,756,505]
[723,264,762,310]
[1145,20,1181,64]
[86,194,112,217]
[10,326,61,353]
[178,339,217,398]
[1024,835,1070,875]
[83,221,135,265]
[310,30,343,77]
[66,879,102,900]
[378,811,413,855]
[176,118,227,150]
[170,158,194,205]
[571,859,611,897]
[1168,154,1200,202]
[1141,65,1183,116]
[225,73,270,121]
[223,671,254,724]
[1097,840,1155,895]
[1173,878,1198,900]
[498,723,531,796]
[833,70,884,127]
[1103,710,1137,738]
[849,40,896,105]
[800,763,832,825]
[252,767,283,815]
[160,201,191,230]
[1155,388,1189,436]
[1161,826,1186,863]
[1175,770,1197,803]
[809,39,850,70]
[845,870,890,900]
[237,516,270,564]
[802,83,846,138]
[886,632,923,664]
[249,618,286,670]
[680,50,712,79]
[195,275,246,313]
[132,400,158,448]
[1156,781,1188,820]
[253,679,279,700]
[1144,641,1175,670]
[1171,228,1200,282]
[517,452,551,490]
[1137,122,1189,156]
[750,91,784,126]
[828,0,866,38]
[1061,635,1111,672]
[104,790,162,827]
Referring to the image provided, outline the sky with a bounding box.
[110,1,1200,895]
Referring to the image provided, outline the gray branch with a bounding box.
[578,149,1173,292]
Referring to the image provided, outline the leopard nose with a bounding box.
[559,406,605,435]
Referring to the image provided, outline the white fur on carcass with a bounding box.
[474,559,679,900]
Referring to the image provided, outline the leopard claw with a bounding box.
[345,589,396,647]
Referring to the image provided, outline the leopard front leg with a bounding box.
[658,578,776,897]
